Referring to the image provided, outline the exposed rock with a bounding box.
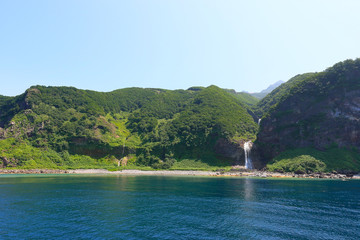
[0,169,68,174]
[120,156,128,166]
[0,168,358,179]
[214,138,243,165]
[214,138,263,169]
[256,60,360,166]
[0,157,19,168]
[353,174,360,179]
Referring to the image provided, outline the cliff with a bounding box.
[256,59,360,171]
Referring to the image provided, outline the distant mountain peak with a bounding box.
[250,80,285,99]
[260,80,284,94]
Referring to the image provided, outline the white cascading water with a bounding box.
[258,118,261,125]
[244,141,253,169]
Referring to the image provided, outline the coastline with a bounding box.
[0,168,359,179]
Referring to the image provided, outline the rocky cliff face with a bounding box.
[214,138,263,169]
[255,59,360,166]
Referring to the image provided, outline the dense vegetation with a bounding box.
[254,73,316,117]
[223,89,259,107]
[266,147,360,173]
[2,59,360,172]
[0,85,258,170]
[256,59,360,172]
[266,155,326,174]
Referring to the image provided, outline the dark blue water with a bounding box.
[0,175,359,240]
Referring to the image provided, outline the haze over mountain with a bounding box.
[250,80,285,99]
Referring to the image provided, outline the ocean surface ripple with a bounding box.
[0,175,359,240]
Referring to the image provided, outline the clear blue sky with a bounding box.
[1,0,360,96]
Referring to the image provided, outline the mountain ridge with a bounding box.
[0,85,258,169]
[250,80,285,99]
[255,59,360,172]
[1,59,360,172]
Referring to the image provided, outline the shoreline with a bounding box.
[0,168,359,179]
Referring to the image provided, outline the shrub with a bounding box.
[267,155,326,173]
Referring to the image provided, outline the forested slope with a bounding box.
[0,85,258,169]
[255,59,360,172]
[2,59,360,172]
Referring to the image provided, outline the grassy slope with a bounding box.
[231,92,259,107]
[267,147,360,172]
[224,89,260,107]
[250,92,267,99]
[0,85,258,170]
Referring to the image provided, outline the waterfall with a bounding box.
[244,141,253,169]
[258,118,261,125]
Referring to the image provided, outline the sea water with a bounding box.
[0,175,359,239]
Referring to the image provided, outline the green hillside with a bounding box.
[0,85,258,170]
[2,59,360,172]
[254,73,316,117]
[256,59,360,172]
[224,89,260,107]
